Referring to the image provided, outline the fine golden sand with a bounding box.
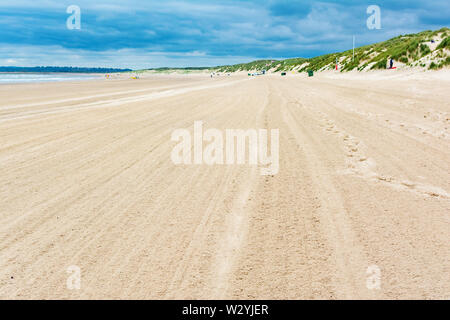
[0,72,449,299]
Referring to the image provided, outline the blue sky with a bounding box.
[0,0,449,69]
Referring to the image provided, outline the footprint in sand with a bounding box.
[320,116,449,199]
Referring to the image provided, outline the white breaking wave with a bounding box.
[0,73,101,83]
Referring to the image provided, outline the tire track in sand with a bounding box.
[293,98,450,200]
[280,92,378,299]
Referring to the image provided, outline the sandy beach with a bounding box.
[0,71,449,299]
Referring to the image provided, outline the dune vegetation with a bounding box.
[215,27,450,73]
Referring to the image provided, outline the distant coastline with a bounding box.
[0,66,132,73]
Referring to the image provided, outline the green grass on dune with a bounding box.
[213,27,450,73]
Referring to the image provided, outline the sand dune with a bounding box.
[0,73,449,299]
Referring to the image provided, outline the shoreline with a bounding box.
[0,72,105,84]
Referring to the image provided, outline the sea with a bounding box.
[0,73,102,84]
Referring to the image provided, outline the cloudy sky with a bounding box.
[0,0,449,69]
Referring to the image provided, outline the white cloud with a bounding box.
[0,44,258,69]
[0,0,448,67]
[185,51,206,57]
